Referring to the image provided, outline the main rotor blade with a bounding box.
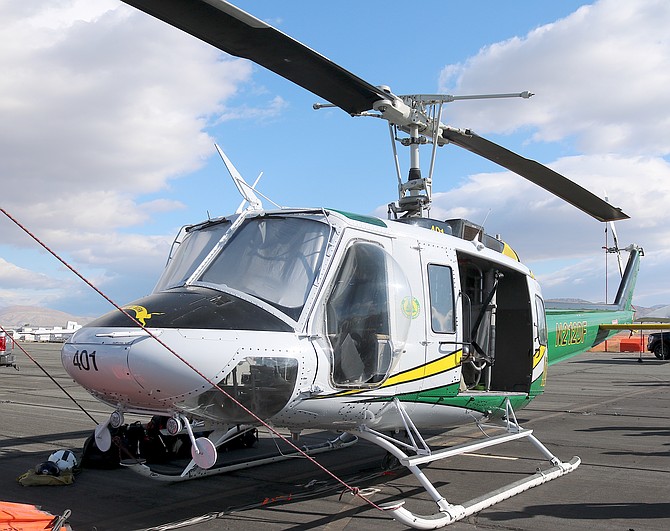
[442,128,629,222]
[121,0,387,115]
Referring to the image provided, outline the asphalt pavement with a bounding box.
[1,342,668,530]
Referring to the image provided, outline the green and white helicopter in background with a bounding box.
[61,1,643,528]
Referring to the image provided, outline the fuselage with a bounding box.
[62,208,615,433]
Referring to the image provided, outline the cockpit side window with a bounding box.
[199,217,329,320]
[154,221,231,292]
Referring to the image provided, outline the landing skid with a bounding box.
[122,431,358,483]
[358,398,580,529]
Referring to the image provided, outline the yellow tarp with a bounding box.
[17,469,74,487]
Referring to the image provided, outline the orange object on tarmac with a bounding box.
[619,337,646,352]
[0,501,69,530]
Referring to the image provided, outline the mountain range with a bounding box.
[0,305,94,329]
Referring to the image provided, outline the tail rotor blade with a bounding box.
[604,192,625,277]
[609,220,624,277]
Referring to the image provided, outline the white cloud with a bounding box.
[423,152,670,304]
[0,1,263,311]
[0,257,61,290]
[439,0,670,157]
[1,1,253,209]
[431,0,670,306]
[215,95,289,122]
[0,256,88,310]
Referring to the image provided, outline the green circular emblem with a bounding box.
[401,296,420,319]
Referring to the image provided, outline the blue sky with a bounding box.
[2,0,670,318]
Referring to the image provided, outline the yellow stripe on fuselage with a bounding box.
[532,345,546,368]
[502,242,519,261]
[316,350,463,399]
[381,350,462,388]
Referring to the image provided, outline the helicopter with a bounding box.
[58,0,643,528]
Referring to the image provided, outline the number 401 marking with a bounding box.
[72,349,98,371]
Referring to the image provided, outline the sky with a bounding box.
[1,0,670,318]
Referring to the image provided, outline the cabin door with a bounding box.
[419,243,463,393]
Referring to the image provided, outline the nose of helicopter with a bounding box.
[61,286,300,414]
[62,327,232,411]
[63,324,304,425]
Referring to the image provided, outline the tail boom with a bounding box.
[544,246,642,365]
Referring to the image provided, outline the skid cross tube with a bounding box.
[357,398,580,529]
[123,432,358,482]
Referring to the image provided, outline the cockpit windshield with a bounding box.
[198,216,330,320]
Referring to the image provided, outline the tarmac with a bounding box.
[1,341,668,531]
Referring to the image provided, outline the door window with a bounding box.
[428,264,456,334]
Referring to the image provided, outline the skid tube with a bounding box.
[123,430,358,482]
[357,399,580,529]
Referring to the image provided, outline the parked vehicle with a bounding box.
[647,332,670,360]
[0,331,16,367]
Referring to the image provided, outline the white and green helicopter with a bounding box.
[61,1,643,528]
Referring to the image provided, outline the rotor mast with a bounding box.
[380,91,534,218]
[395,122,431,217]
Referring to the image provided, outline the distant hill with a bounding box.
[633,305,668,320]
[0,305,94,328]
[545,298,593,304]
[546,299,662,320]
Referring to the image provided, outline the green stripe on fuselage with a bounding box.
[368,382,532,416]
